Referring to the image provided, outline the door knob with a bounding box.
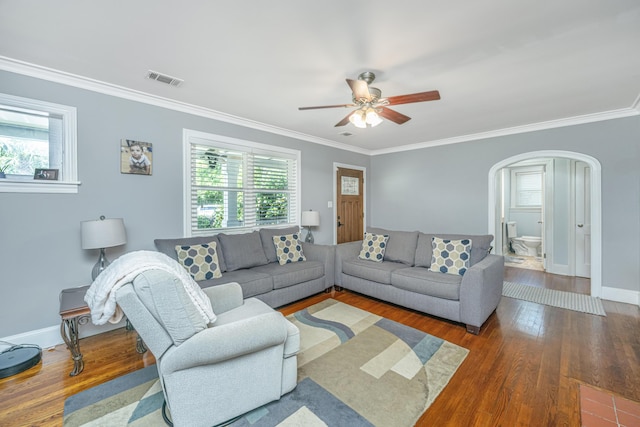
[337,221,343,227]
[577,224,584,228]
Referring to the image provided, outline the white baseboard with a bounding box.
[1,325,61,351]
[601,286,640,306]
[1,319,126,351]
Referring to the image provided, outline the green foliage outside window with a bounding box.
[0,141,48,175]
[193,152,290,230]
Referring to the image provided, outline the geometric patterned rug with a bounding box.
[503,281,606,316]
[63,299,469,427]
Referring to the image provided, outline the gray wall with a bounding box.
[0,70,369,339]
[370,116,640,292]
[2,69,638,344]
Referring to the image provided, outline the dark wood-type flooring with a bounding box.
[1,266,639,426]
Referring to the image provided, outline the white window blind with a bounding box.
[184,130,299,236]
[514,170,542,207]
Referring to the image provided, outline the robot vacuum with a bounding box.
[0,345,42,379]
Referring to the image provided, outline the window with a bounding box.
[511,166,543,209]
[183,129,300,236]
[0,93,78,193]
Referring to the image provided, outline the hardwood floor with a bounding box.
[1,266,638,426]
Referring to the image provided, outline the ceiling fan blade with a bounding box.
[378,107,411,125]
[386,90,440,106]
[346,78,371,102]
[334,112,353,127]
[298,103,355,110]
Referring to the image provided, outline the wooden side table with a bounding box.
[59,286,147,376]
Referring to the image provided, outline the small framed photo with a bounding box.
[121,139,153,175]
[34,168,59,180]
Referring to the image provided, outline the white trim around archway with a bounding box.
[488,150,602,298]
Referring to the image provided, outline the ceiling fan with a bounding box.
[298,71,440,128]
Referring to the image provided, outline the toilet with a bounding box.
[507,221,541,257]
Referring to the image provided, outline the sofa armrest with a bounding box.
[335,241,363,286]
[202,282,243,314]
[160,311,289,374]
[302,243,336,289]
[459,254,504,332]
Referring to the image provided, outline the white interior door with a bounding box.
[575,161,591,278]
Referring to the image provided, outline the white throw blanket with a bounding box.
[84,250,216,325]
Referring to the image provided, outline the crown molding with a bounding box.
[0,56,372,156]
[2,56,637,158]
[371,106,640,156]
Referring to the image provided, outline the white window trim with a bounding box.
[0,93,79,194]
[182,128,301,236]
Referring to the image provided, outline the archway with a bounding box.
[488,150,602,297]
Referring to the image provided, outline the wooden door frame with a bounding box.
[333,163,367,244]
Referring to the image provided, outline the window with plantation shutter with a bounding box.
[183,129,300,236]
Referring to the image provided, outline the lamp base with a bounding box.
[305,228,314,244]
[91,248,110,281]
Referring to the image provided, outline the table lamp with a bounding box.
[301,210,320,244]
[81,216,127,280]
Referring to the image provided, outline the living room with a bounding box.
[1,2,640,426]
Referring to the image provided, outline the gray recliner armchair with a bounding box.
[115,269,300,427]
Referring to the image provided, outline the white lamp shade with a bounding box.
[301,210,320,227]
[81,218,127,249]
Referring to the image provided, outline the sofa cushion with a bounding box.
[391,267,462,300]
[260,226,300,263]
[272,233,306,265]
[198,269,273,298]
[415,233,493,268]
[358,232,389,262]
[133,270,209,346]
[429,237,472,276]
[368,227,419,266]
[175,242,223,281]
[218,231,269,271]
[155,235,227,273]
[252,261,324,290]
[343,258,405,285]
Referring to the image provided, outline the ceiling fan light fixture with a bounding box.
[349,110,367,128]
[365,107,382,127]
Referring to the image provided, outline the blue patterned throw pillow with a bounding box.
[175,241,222,281]
[429,237,472,276]
[272,233,306,265]
[358,232,389,262]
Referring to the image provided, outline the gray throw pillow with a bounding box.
[368,227,419,266]
[218,231,269,271]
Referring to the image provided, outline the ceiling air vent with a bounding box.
[145,70,184,87]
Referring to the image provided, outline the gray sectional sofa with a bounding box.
[335,227,504,334]
[155,226,335,308]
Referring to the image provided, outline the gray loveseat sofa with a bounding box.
[155,226,335,308]
[335,227,504,334]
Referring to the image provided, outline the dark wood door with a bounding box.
[336,167,364,243]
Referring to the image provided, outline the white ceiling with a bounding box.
[1,1,639,154]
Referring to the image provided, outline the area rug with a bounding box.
[503,281,606,316]
[63,299,469,427]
